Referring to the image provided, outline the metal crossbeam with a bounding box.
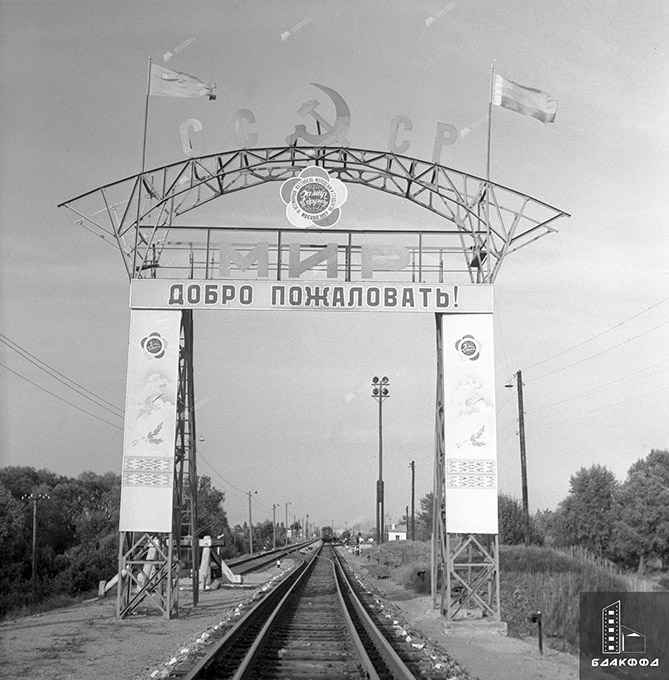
[447,534,500,619]
[59,146,569,284]
[116,532,179,619]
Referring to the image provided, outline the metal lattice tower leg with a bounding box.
[431,312,501,621]
[115,531,178,619]
[175,309,199,605]
[115,310,199,619]
[431,313,447,608]
[445,534,500,620]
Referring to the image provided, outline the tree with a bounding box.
[0,482,25,545]
[0,466,233,614]
[533,508,557,546]
[552,464,618,555]
[0,467,123,614]
[415,492,434,541]
[255,520,275,549]
[611,449,669,574]
[497,494,543,545]
[0,466,65,499]
[220,526,246,559]
[196,475,228,538]
[498,493,525,544]
[0,480,31,614]
[48,472,121,553]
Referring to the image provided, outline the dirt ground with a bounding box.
[350,555,580,680]
[1,555,580,680]
[347,555,578,680]
[0,569,280,680]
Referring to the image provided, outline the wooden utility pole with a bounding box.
[409,460,415,540]
[247,490,257,554]
[22,493,49,609]
[285,502,291,546]
[516,370,530,546]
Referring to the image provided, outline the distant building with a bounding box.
[387,523,407,541]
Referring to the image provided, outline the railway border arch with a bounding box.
[59,144,569,620]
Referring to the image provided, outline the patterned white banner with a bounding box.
[441,313,498,533]
[119,310,181,532]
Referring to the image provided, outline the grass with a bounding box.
[360,541,663,654]
[362,542,433,594]
[500,545,632,652]
[1,590,98,621]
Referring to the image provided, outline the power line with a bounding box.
[197,451,246,496]
[0,333,124,418]
[0,361,123,430]
[382,429,417,462]
[529,385,666,431]
[382,427,434,467]
[523,296,669,372]
[198,451,271,511]
[526,361,669,415]
[527,320,669,383]
[494,390,515,413]
[493,286,510,370]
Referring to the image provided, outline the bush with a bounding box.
[356,540,662,654]
[500,544,655,652]
[395,562,432,594]
[656,574,669,590]
[0,571,31,618]
[366,540,431,568]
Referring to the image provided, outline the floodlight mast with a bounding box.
[371,376,390,545]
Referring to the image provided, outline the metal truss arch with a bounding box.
[62,147,569,621]
[59,146,569,284]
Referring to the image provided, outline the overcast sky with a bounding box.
[1,0,667,531]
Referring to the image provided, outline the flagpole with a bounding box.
[486,62,494,184]
[484,62,494,282]
[133,56,152,278]
[141,56,152,174]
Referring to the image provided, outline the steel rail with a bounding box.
[227,540,319,574]
[329,555,386,680]
[178,556,312,680]
[228,546,384,680]
[333,547,417,680]
[229,547,385,680]
[177,542,421,679]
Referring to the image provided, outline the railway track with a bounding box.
[226,540,319,576]
[169,542,455,679]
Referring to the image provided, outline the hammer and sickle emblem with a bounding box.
[286,83,351,147]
